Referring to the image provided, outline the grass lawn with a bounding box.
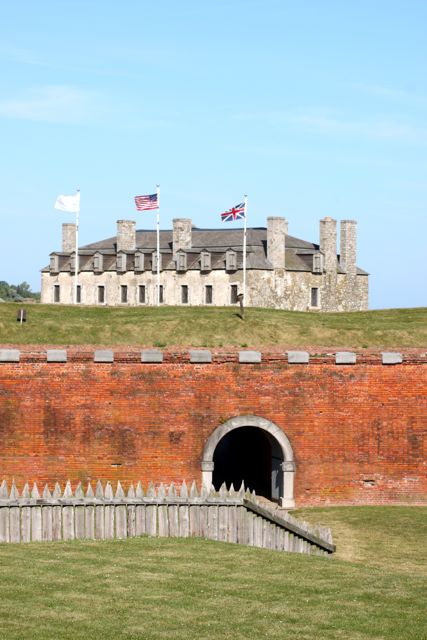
[1,303,426,348]
[0,507,425,639]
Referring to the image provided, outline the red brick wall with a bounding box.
[1,349,426,506]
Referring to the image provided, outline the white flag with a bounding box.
[54,192,80,213]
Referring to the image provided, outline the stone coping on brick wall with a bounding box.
[0,347,426,365]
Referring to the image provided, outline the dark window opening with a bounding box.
[138,285,146,304]
[230,284,238,304]
[181,285,188,304]
[53,285,60,303]
[98,286,105,304]
[205,285,213,304]
[76,285,81,303]
[158,285,164,303]
[121,285,128,303]
[311,287,319,307]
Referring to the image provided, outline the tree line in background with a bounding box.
[0,281,40,302]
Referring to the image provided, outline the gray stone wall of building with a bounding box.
[340,220,357,275]
[41,268,368,311]
[319,217,337,272]
[173,218,192,258]
[116,220,136,252]
[41,216,369,311]
[319,217,337,311]
[62,223,76,252]
[267,217,288,268]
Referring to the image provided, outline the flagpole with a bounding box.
[74,188,80,305]
[156,184,160,306]
[243,194,247,304]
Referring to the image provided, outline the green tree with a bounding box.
[0,280,40,301]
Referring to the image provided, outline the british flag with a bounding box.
[220,202,245,222]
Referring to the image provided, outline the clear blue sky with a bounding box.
[1,0,426,309]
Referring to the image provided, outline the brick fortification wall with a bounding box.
[0,348,425,506]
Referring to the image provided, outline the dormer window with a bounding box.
[49,254,59,273]
[93,252,103,273]
[134,251,145,272]
[312,252,323,274]
[226,249,237,272]
[176,251,187,272]
[117,252,127,272]
[152,251,162,272]
[200,250,211,272]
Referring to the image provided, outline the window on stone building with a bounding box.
[181,285,189,304]
[200,251,211,271]
[138,285,146,304]
[226,250,237,272]
[93,253,103,273]
[50,255,59,273]
[152,251,162,272]
[205,285,213,304]
[312,253,323,273]
[121,285,128,303]
[134,252,144,272]
[53,285,60,303]
[230,284,238,304]
[76,285,81,304]
[154,285,164,303]
[117,253,127,272]
[310,287,319,307]
[177,251,187,272]
[98,285,105,304]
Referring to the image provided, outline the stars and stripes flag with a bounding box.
[135,193,159,211]
[220,202,245,222]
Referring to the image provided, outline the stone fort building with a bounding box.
[41,216,368,311]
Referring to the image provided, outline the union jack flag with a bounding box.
[220,202,245,222]
[135,193,158,211]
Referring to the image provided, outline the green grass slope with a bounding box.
[1,303,426,348]
[0,507,425,640]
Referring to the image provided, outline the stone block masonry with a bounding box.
[0,348,426,507]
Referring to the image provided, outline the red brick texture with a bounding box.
[0,349,426,506]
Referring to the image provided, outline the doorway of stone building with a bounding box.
[212,426,283,501]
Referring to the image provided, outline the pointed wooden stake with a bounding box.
[53,482,62,499]
[42,484,52,499]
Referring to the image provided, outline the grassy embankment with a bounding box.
[0,507,425,639]
[0,303,426,347]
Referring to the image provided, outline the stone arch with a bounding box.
[201,415,295,508]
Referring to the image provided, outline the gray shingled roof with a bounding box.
[82,227,317,252]
[43,226,368,275]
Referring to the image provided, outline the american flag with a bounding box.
[220,202,245,222]
[135,193,159,211]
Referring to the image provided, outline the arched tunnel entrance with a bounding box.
[202,415,296,508]
[212,426,283,501]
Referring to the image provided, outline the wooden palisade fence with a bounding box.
[0,480,335,555]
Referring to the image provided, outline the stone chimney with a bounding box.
[173,218,192,259]
[267,217,288,268]
[340,220,357,275]
[62,223,76,252]
[116,220,136,252]
[319,217,337,272]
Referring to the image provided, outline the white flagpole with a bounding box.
[74,188,80,305]
[243,194,248,304]
[156,184,160,306]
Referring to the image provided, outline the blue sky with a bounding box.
[1,0,426,309]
